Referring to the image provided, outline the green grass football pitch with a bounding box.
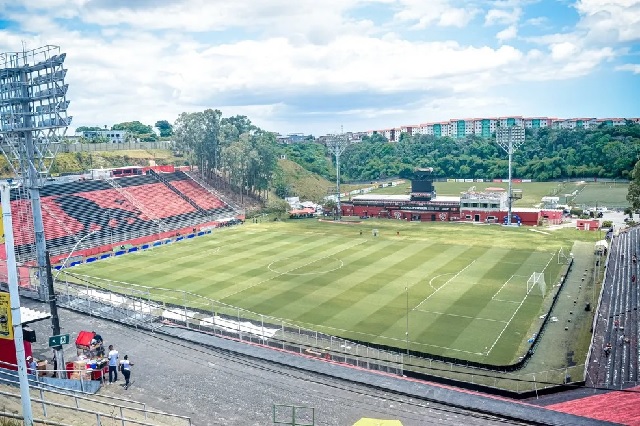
[69,220,591,365]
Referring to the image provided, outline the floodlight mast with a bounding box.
[495,126,525,226]
[326,131,348,220]
[0,45,71,300]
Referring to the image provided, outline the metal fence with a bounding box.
[50,271,585,394]
[0,361,191,426]
[57,141,172,153]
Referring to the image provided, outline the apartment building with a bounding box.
[366,116,639,141]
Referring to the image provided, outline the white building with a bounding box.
[77,129,128,143]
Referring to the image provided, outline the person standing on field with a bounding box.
[108,344,119,383]
[120,355,134,390]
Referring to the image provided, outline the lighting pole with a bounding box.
[496,126,525,225]
[326,130,348,220]
[1,182,34,426]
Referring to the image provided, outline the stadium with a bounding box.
[1,44,639,426]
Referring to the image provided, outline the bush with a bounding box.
[570,208,583,216]
[0,416,21,426]
[602,220,613,228]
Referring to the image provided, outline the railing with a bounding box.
[148,170,207,215]
[105,177,170,233]
[0,362,191,426]
[41,201,81,244]
[0,411,71,426]
[584,232,612,382]
[51,272,586,393]
[183,170,244,213]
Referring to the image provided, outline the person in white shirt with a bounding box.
[107,345,119,383]
[26,356,37,375]
[119,355,134,389]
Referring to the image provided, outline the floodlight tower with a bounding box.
[0,45,71,300]
[495,125,525,226]
[326,130,348,220]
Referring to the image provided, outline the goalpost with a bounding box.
[527,272,546,297]
[557,247,571,265]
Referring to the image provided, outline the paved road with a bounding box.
[23,298,531,426]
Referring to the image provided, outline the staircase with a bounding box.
[105,177,170,233]
[148,170,207,216]
[183,170,244,213]
[41,201,81,244]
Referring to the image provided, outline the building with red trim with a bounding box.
[340,169,563,226]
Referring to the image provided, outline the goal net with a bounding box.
[527,272,546,297]
[557,247,571,265]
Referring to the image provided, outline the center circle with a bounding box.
[268,256,344,276]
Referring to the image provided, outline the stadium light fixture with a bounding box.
[495,126,525,226]
[325,130,349,220]
[0,44,71,300]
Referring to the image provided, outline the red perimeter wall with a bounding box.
[342,203,562,226]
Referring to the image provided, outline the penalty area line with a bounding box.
[412,309,508,323]
[485,281,536,356]
[414,259,476,311]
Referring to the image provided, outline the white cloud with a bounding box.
[0,0,631,134]
[484,7,522,26]
[616,63,640,74]
[524,16,547,26]
[574,0,640,43]
[394,0,480,28]
[497,25,518,42]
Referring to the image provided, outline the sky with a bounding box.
[0,0,639,136]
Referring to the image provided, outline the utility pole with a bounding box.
[46,252,64,378]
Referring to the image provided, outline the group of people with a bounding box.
[107,343,134,390]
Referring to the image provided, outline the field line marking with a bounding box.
[222,239,367,299]
[412,309,508,323]
[486,281,536,356]
[492,275,516,300]
[491,274,529,300]
[72,273,138,287]
[413,260,476,311]
[428,273,453,292]
[492,298,520,304]
[296,323,481,355]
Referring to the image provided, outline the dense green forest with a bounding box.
[282,124,640,182]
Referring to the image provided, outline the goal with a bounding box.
[527,272,546,297]
[557,247,571,265]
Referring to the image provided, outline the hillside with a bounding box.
[276,158,333,202]
[0,149,179,178]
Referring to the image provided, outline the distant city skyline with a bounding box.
[0,0,638,136]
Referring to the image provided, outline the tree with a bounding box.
[112,121,157,141]
[627,160,640,211]
[173,109,223,171]
[76,126,102,132]
[112,121,154,134]
[155,120,173,137]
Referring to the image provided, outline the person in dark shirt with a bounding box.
[91,331,104,357]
